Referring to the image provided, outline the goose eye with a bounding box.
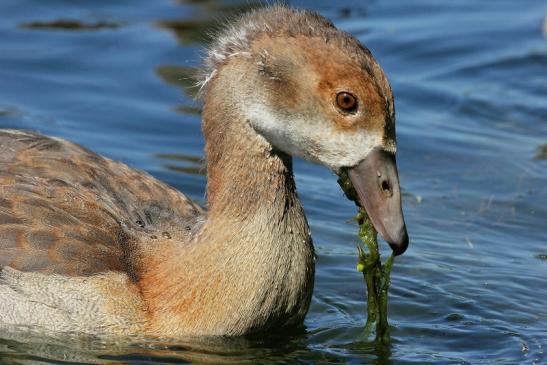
[336,92,358,113]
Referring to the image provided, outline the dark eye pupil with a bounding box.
[336,92,357,112]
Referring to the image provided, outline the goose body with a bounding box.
[0,6,407,337]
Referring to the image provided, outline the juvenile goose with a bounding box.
[0,6,408,337]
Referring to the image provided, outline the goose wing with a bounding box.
[0,129,203,277]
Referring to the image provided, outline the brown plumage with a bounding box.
[0,5,406,337]
[0,129,203,279]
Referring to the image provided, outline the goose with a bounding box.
[0,5,408,337]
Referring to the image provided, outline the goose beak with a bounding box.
[348,147,409,255]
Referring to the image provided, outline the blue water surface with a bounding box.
[0,0,545,364]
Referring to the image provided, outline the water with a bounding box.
[0,0,545,363]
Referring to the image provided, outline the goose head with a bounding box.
[201,7,408,255]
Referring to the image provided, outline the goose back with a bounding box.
[0,129,204,279]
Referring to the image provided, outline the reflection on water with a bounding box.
[173,105,202,115]
[19,20,120,31]
[534,143,547,160]
[156,65,202,118]
[158,19,213,45]
[156,153,206,176]
[156,65,199,98]
[158,2,263,45]
[0,106,22,118]
[0,0,546,364]
[0,326,321,365]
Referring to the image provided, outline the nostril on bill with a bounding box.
[380,179,392,197]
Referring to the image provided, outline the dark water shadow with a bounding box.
[156,65,200,98]
[0,325,317,365]
[155,65,203,117]
[533,143,547,160]
[157,2,265,45]
[333,339,393,365]
[173,105,202,115]
[0,106,23,118]
[19,20,120,31]
[157,19,214,45]
[156,153,206,176]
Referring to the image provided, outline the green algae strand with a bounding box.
[338,170,394,345]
